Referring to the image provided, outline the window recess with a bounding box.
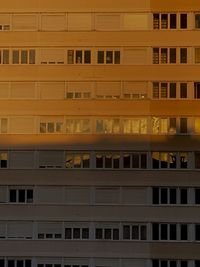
[12,49,35,64]
[97,50,120,64]
[123,224,147,240]
[67,49,91,64]
[39,118,63,134]
[65,152,90,169]
[152,152,188,169]
[9,188,33,203]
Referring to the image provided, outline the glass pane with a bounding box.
[106,51,113,63]
[98,51,104,63]
[84,50,91,64]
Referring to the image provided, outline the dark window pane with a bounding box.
[195,225,200,240]
[141,154,147,169]
[106,51,113,64]
[170,83,176,98]
[170,14,177,29]
[17,261,23,267]
[18,189,26,202]
[152,260,159,267]
[123,154,131,168]
[153,187,159,204]
[97,51,104,64]
[161,224,168,240]
[170,224,177,240]
[195,261,200,267]
[96,154,103,168]
[65,228,72,239]
[170,261,177,267]
[8,261,15,267]
[194,82,200,99]
[141,225,147,240]
[82,228,89,239]
[161,188,168,204]
[195,188,200,204]
[76,50,82,63]
[114,51,120,64]
[153,48,159,64]
[104,228,112,239]
[132,154,139,168]
[180,83,187,98]
[180,14,187,29]
[180,48,187,63]
[161,14,168,29]
[153,14,160,29]
[180,118,187,133]
[73,228,80,239]
[170,188,177,204]
[105,154,112,168]
[180,188,188,204]
[170,48,176,63]
[113,229,119,240]
[161,261,168,267]
[84,50,91,64]
[152,223,159,240]
[181,261,188,267]
[27,189,33,203]
[123,225,130,239]
[180,153,188,169]
[9,189,16,202]
[95,228,103,239]
[180,224,188,240]
[132,225,139,239]
[195,153,200,169]
[0,260,4,267]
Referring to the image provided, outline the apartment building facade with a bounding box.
[0,0,200,266]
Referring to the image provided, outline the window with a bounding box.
[180,118,187,133]
[96,118,120,134]
[169,83,176,98]
[9,188,33,203]
[97,50,120,64]
[66,119,91,133]
[180,48,187,63]
[0,50,9,64]
[40,121,63,133]
[152,223,188,241]
[195,14,200,29]
[153,13,178,29]
[123,153,147,169]
[153,48,187,64]
[7,260,31,267]
[65,227,89,239]
[180,14,187,29]
[195,153,200,169]
[180,83,187,98]
[12,49,35,64]
[195,188,200,204]
[152,82,188,99]
[122,224,147,240]
[152,260,188,267]
[122,118,147,134]
[194,82,200,99]
[66,153,90,168]
[0,152,8,168]
[195,48,200,63]
[95,153,120,169]
[67,49,91,64]
[152,152,188,169]
[95,227,119,240]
